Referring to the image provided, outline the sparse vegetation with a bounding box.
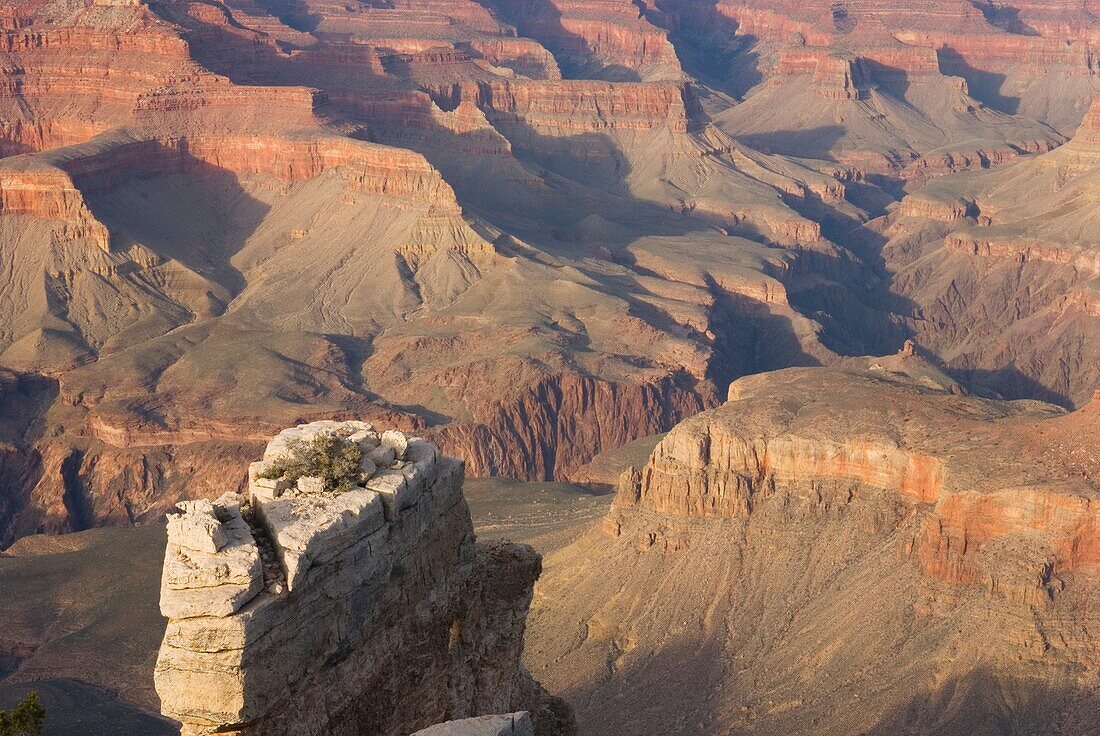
[0,691,45,736]
[258,433,365,492]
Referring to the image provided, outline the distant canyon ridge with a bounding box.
[0,0,1097,545]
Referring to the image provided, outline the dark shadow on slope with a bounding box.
[0,139,37,158]
[705,288,822,391]
[362,86,898,379]
[563,637,728,736]
[736,125,847,160]
[779,191,916,356]
[936,46,1020,115]
[76,142,272,300]
[968,1,1040,36]
[153,0,869,388]
[957,365,1074,409]
[861,172,909,202]
[566,623,1098,736]
[58,450,91,533]
[651,0,763,98]
[248,0,325,34]
[0,680,178,736]
[149,1,388,89]
[385,99,847,375]
[863,59,912,98]
[0,373,58,548]
[868,667,1100,736]
[831,0,857,34]
[0,524,168,727]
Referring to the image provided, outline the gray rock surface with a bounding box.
[413,712,535,736]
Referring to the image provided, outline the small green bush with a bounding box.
[259,433,364,493]
[0,691,45,736]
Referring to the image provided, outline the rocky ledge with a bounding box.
[154,420,572,736]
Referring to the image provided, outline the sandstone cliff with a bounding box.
[155,420,570,736]
[674,0,1097,135]
[526,357,1100,735]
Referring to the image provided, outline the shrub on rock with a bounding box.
[259,433,365,493]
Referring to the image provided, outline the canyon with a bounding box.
[0,0,1097,733]
[4,358,1097,735]
[0,0,1096,544]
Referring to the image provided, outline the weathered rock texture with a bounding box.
[155,421,568,736]
[675,0,1092,171]
[526,356,1100,735]
[413,712,536,736]
[0,0,886,547]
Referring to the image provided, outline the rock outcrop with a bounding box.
[489,0,683,81]
[526,358,1100,735]
[155,421,569,736]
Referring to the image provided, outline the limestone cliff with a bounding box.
[526,356,1100,735]
[155,420,570,736]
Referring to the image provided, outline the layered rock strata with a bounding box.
[678,0,1099,133]
[155,421,567,736]
[882,93,1100,407]
[526,356,1100,735]
[5,0,1097,553]
[0,0,875,549]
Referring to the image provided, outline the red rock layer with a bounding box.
[1072,93,1100,148]
[470,78,689,132]
[464,38,563,79]
[943,233,1100,276]
[0,132,461,228]
[431,368,712,480]
[776,48,867,99]
[490,0,682,80]
[0,17,205,153]
[669,0,1097,139]
[610,362,1100,594]
[706,0,1097,75]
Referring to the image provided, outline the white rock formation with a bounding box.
[160,495,263,619]
[155,421,567,736]
[413,712,536,736]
